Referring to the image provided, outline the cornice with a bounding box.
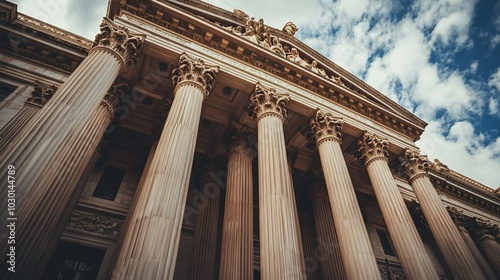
[108,0,426,141]
[0,12,90,73]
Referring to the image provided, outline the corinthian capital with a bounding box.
[225,123,255,158]
[401,148,430,182]
[171,53,219,98]
[308,109,344,145]
[247,82,289,121]
[101,83,129,118]
[27,81,58,106]
[91,17,145,67]
[356,131,389,165]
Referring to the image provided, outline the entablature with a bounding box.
[107,0,426,142]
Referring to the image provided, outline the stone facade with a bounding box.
[0,1,498,279]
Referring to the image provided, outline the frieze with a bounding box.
[66,211,123,238]
[117,2,423,141]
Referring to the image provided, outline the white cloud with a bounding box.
[489,98,499,115]
[417,120,500,188]
[489,68,500,91]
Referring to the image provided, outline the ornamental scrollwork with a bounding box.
[91,17,146,67]
[224,123,255,157]
[356,131,389,165]
[67,211,123,237]
[308,109,344,145]
[102,83,130,117]
[171,52,219,97]
[401,148,430,182]
[248,82,289,121]
[27,81,58,106]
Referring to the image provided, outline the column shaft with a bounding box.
[298,207,320,280]
[219,138,254,280]
[477,234,500,276]
[402,149,485,279]
[258,115,304,279]
[0,104,40,153]
[311,184,347,280]
[458,226,497,279]
[113,53,218,279]
[0,96,115,279]
[317,141,379,279]
[411,176,485,279]
[188,167,221,280]
[365,159,438,279]
[114,84,205,279]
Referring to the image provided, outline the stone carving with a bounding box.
[356,131,389,164]
[401,148,430,182]
[287,47,310,68]
[248,82,289,121]
[308,109,344,145]
[233,9,249,19]
[225,123,255,157]
[27,81,58,106]
[102,83,129,116]
[409,202,432,236]
[171,52,219,97]
[91,17,145,67]
[310,60,328,78]
[431,159,450,173]
[67,211,122,237]
[282,21,298,36]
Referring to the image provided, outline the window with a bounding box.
[377,229,396,256]
[92,166,126,201]
[0,81,16,103]
[42,242,105,280]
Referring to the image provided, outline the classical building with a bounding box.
[0,0,499,279]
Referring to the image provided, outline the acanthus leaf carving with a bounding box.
[308,108,344,146]
[247,82,289,121]
[171,52,219,97]
[91,17,146,67]
[102,83,130,118]
[401,148,430,182]
[356,131,389,165]
[27,81,58,106]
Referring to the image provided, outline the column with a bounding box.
[473,221,500,276]
[308,109,380,279]
[113,53,218,279]
[356,131,439,280]
[0,81,57,153]
[188,161,222,280]
[448,208,497,279]
[310,178,346,280]
[402,149,485,279]
[297,201,320,280]
[0,17,144,280]
[248,82,304,279]
[219,125,254,280]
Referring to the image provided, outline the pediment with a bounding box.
[108,0,427,140]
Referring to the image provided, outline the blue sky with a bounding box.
[11,0,500,188]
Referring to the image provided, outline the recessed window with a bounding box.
[377,229,396,256]
[0,81,16,103]
[42,242,105,280]
[92,166,126,201]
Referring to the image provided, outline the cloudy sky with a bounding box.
[11,0,500,188]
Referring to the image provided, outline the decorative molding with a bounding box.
[378,264,407,280]
[66,211,123,238]
[26,81,58,106]
[247,82,289,121]
[356,131,389,166]
[308,108,344,146]
[91,17,146,67]
[171,52,219,97]
[401,148,430,183]
[114,1,425,140]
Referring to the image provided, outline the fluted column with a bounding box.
[356,131,439,280]
[188,161,222,280]
[298,202,320,280]
[0,18,144,280]
[219,125,254,280]
[447,208,497,279]
[113,53,218,279]
[310,179,346,280]
[308,109,379,279]
[0,81,57,153]
[248,83,304,279]
[402,149,485,279]
[473,224,500,276]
